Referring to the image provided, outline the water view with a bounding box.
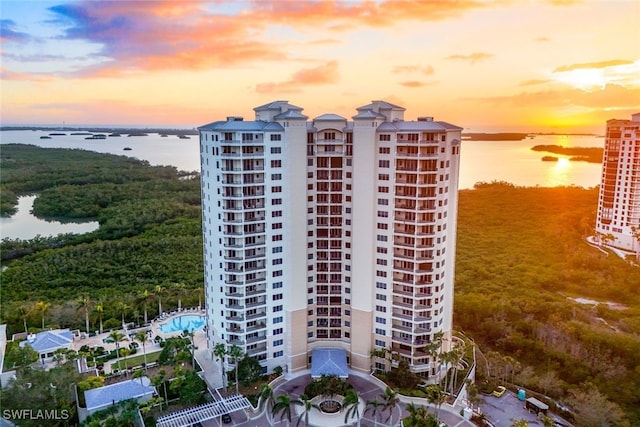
[0,129,603,190]
[0,195,99,240]
[0,130,604,240]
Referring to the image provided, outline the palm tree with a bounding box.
[272,393,302,427]
[16,305,30,333]
[228,344,243,394]
[154,284,166,316]
[511,419,529,427]
[213,342,228,391]
[120,347,131,376]
[105,330,126,373]
[425,384,445,420]
[297,395,319,427]
[94,300,105,334]
[34,301,50,330]
[135,331,149,370]
[365,398,383,427]
[172,282,187,311]
[406,402,430,427]
[152,369,168,409]
[343,388,362,427]
[380,387,399,427]
[259,384,274,412]
[137,289,152,325]
[77,296,92,335]
[118,301,130,326]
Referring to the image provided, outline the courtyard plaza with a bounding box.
[67,313,474,427]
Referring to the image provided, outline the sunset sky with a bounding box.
[1,0,639,132]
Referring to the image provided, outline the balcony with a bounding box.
[247,344,267,356]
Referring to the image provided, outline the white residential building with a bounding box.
[198,101,462,380]
[596,113,640,253]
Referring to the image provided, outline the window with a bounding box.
[273,270,283,277]
[271,173,282,180]
[376,258,387,265]
[376,293,387,301]
[375,328,386,336]
[378,198,388,205]
[271,160,281,168]
[379,147,391,154]
[272,235,282,241]
[379,160,390,168]
[376,317,386,324]
[270,147,282,154]
[376,282,387,289]
[272,199,282,205]
[376,270,387,277]
[379,134,391,141]
[273,293,283,300]
[273,305,283,312]
[273,317,283,324]
[272,186,282,192]
[273,339,283,346]
[272,211,282,217]
[270,134,282,141]
[375,339,386,347]
[272,259,283,265]
[376,305,386,312]
[376,235,388,242]
[273,328,283,335]
[273,351,283,357]
[272,223,283,229]
[377,223,388,230]
[273,281,283,288]
[378,174,389,181]
[378,186,389,193]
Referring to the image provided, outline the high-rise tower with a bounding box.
[596,113,640,254]
[198,101,462,380]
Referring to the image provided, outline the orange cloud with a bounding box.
[519,79,551,86]
[399,81,438,88]
[256,61,339,93]
[11,0,486,79]
[446,52,493,64]
[393,65,434,75]
[474,84,640,109]
[554,59,635,72]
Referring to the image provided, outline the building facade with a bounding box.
[198,101,462,379]
[596,113,640,253]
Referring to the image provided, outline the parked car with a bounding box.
[221,413,232,424]
[493,385,506,397]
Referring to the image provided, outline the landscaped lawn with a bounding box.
[110,350,162,371]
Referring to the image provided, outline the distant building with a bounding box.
[198,101,462,380]
[596,113,640,253]
[19,329,73,362]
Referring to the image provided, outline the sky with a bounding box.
[1,0,639,132]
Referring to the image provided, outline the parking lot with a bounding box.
[479,390,572,427]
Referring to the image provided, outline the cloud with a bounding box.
[392,65,434,75]
[520,79,551,86]
[473,84,640,110]
[2,0,486,78]
[446,52,493,64]
[0,19,31,43]
[399,81,438,88]
[554,59,636,72]
[256,61,339,93]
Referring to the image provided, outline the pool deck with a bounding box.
[67,308,206,374]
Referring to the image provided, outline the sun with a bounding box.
[553,69,607,90]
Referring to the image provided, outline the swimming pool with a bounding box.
[158,314,206,333]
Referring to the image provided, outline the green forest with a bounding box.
[1,144,639,424]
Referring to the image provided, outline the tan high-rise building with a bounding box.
[198,101,462,381]
[596,113,640,253]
